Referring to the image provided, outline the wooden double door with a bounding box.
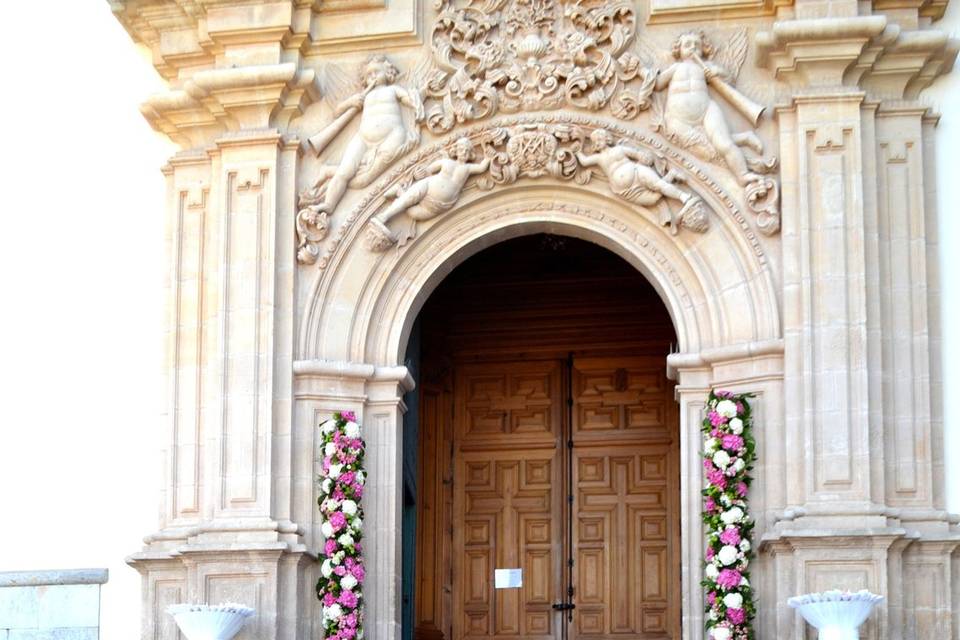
[415,356,680,640]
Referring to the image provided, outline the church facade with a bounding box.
[112,0,959,637]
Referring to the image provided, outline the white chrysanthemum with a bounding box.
[716,399,738,418]
[328,464,343,479]
[338,532,354,547]
[324,442,337,457]
[723,592,743,609]
[345,421,361,438]
[739,539,751,552]
[705,564,719,579]
[729,418,744,434]
[712,450,731,468]
[341,574,358,591]
[321,559,333,578]
[720,507,744,525]
[718,545,739,566]
[711,626,731,640]
[321,521,335,538]
[342,499,358,515]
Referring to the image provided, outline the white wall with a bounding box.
[0,4,172,640]
[0,3,956,640]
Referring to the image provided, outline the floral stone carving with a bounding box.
[363,122,710,252]
[423,0,654,131]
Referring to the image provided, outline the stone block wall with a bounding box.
[0,570,107,640]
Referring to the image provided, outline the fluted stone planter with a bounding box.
[787,590,884,640]
[167,604,255,640]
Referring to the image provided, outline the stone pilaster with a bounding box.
[758,14,960,638]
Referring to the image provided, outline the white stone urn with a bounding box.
[787,590,884,640]
[166,603,255,640]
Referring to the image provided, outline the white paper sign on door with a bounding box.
[494,568,523,589]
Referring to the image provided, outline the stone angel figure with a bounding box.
[303,55,426,216]
[577,128,708,234]
[365,137,490,251]
[653,29,776,187]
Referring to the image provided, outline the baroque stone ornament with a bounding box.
[365,137,490,250]
[423,0,654,131]
[648,29,780,234]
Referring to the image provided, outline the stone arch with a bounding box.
[299,178,780,366]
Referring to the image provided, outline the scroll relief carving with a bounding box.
[363,123,709,251]
[296,18,781,264]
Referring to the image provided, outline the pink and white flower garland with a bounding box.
[702,390,756,640]
[317,411,366,640]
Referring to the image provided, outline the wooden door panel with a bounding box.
[454,360,564,640]
[571,358,678,640]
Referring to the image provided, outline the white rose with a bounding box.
[356,471,366,485]
[325,442,337,457]
[712,450,731,468]
[711,626,731,640]
[323,604,343,621]
[321,559,333,578]
[328,464,343,479]
[732,458,745,472]
[321,521,335,538]
[352,516,363,532]
[739,539,751,552]
[704,438,719,453]
[342,499,358,516]
[345,421,361,438]
[321,478,333,495]
[341,574,358,591]
[717,545,739,566]
[705,564,719,579]
[720,507,744,525]
[716,400,738,418]
[723,593,743,609]
[729,418,743,434]
[338,532,354,547]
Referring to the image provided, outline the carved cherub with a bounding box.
[576,128,707,233]
[654,30,769,186]
[305,55,425,215]
[366,137,490,250]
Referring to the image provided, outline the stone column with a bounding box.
[757,13,959,638]
[113,3,321,638]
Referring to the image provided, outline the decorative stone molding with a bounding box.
[297,113,776,266]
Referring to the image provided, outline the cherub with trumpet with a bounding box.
[655,30,768,186]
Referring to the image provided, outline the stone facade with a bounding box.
[0,569,108,639]
[111,0,959,638]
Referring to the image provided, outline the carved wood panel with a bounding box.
[571,357,679,640]
[453,360,565,639]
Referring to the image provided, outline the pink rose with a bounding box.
[325,539,338,556]
[719,528,741,546]
[709,411,727,427]
[707,470,727,489]
[717,569,742,589]
[338,590,359,609]
[736,482,748,497]
[344,613,358,628]
[705,498,716,512]
[706,591,717,605]
[334,565,347,576]
[341,410,356,422]
[703,458,715,472]
[323,592,337,607]
[706,546,715,560]
[351,563,365,582]
[727,608,746,624]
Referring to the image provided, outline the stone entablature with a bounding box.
[111,0,960,638]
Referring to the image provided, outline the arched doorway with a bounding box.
[404,234,681,639]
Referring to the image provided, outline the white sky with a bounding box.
[0,3,956,640]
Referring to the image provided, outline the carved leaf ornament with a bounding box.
[295,4,783,264]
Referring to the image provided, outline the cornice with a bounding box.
[756,15,958,101]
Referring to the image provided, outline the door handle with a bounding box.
[551,602,576,611]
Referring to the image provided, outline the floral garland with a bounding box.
[701,390,756,640]
[317,411,366,640]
